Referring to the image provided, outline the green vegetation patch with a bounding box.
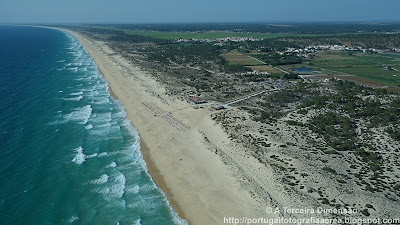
[311,51,400,85]
[309,112,356,151]
[221,51,262,66]
[322,167,336,174]
[253,52,304,66]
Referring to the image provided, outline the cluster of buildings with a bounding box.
[284,44,392,56]
[187,97,207,104]
[176,37,261,44]
[238,70,270,76]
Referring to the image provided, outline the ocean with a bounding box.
[0,26,184,225]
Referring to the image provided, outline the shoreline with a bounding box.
[98,63,188,221]
[67,29,189,223]
[59,27,266,225]
[34,24,189,222]
[140,140,188,222]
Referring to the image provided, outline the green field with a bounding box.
[382,53,400,59]
[88,26,363,40]
[221,51,285,74]
[221,51,262,66]
[310,51,400,85]
[247,65,283,74]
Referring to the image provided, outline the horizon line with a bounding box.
[2,20,400,26]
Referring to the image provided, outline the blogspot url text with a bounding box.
[223,216,400,225]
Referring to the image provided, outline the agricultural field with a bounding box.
[383,53,400,59]
[221,51,262,66]
[87,25,362,40]
[246,65,283,74]
[277,63,320,74]
[310,51,400,85]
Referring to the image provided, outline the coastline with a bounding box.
[102,62,187,220]
[67,28,189,222]
[60,28,267,225]
[12,24,400,225]
[140,140,187,222]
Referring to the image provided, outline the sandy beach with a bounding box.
[60,29,277,224]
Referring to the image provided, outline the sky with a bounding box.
[1,0,400,24]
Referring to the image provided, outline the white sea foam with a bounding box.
[107,125,122,139]
[122,117,141,142]
[125,185,139,194]
[117,162,141,171]
[90,174,109,184]
[75,52,83,58]
[63,96,83,101]
[111,111,124,120]
[98,152,108,157]
[109,173,126,198]
[85,124,93,130]
[72,147,85,165]
[72,62,82,66]
[139,183,156,192]
[48,120,61,126]
[114,173,126,184]
[66,105,92,124]
[93,98,110,105]
[83,58,91,66]
[89,128,110,137]
[96,173,126,199]
[70,91,83,96]
[86,153,98,159]
[120,143,140,158]
[66,67,78,71]
[96,122,112,128]
[93,112,112,123]
[81,87,96,94]
[127,202,140,209]
[95,84,106,89]
[68,216,79,223]
[133,219,142,225]
[106,162,117,168]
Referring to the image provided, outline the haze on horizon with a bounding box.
[1,0,400,24]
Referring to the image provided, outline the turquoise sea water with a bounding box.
[0,26,184,225]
